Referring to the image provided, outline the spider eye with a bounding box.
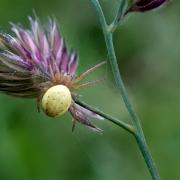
[42,85,72,117]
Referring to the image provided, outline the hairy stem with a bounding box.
[90,0,161,179]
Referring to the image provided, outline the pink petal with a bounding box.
[74,103,104,120]
[68,52,78,76]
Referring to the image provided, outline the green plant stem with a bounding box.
[109,0,127,32]
[74,98,135,135]
[90,0,161,180]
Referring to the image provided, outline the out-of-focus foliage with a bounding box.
[0,0,179,180]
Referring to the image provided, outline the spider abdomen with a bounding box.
[42,85,72,117]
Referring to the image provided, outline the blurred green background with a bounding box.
[0,0,179,180]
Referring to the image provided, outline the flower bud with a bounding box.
[128,0,168,13]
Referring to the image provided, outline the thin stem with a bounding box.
[74,98,135,135]
[106,33,161,180]
[90,0,108,34]
[109,0,127,32]
[135,135,161,180]
[105,33,144,135]
[90,0,161,180]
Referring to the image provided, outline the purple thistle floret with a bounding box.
[128,0,168,12]
[6,17,78,79]
[0,17,104,132]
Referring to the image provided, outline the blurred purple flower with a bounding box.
[0,17,105,132]
[128,0,168,13]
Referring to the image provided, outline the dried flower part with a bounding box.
[0,17,104,132]
[128,0,168,12]
[69,103,103,132]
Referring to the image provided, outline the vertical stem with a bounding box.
[90,0,161,179]
[135,135,161,180]
[105,30,161,180]
[104,33,142,131]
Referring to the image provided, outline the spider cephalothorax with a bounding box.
[0,17,105,132]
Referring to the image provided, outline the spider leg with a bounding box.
[72,118,77,132]
[71,61,106,84]
[71,93,82,98]
[70,78,105,90]
[37,96,42,112]
[36,81,53,112]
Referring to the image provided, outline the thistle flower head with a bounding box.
[0,17,105,132]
